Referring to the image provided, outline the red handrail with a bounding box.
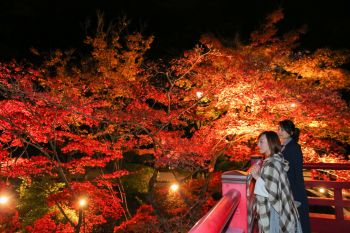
[303,162,350,233]
[304,163,350,170]
[188,165,256,233]
[189,162,350,233]
[188,189,241,233]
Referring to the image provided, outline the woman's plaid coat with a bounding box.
[255,153,300,233]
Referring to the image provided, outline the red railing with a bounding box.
[188,162,350,233]
[303,163,350,233]
[188,162,257,233]
[188,189,241,233]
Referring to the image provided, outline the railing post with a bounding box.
[334,187,344,221]
[221,170,253,233]
[304,163,350,233]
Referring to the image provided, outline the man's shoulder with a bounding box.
[285,139,301,150]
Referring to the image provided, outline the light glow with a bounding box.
[319,188,326,193]
[78,198,87,208]
[0,195,9,204]
[309,121,319,127]
[196,91,203,99]
[170,183,179,192]
[319,157,337,163]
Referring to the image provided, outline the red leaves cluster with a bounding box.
[1,156,55,178]
[114,205,158,233]
[0,209,20,233]
[26,212,74,233]
[0,62,132,231]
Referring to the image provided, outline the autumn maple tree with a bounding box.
[0,9,350,232]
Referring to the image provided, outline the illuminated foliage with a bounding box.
[0,10,349,232]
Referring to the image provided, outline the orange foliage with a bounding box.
[0,9,350,232]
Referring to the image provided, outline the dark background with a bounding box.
[0,0,349,60]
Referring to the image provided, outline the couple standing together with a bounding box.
[251,120,311,233]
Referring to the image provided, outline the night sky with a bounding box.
[1,0,350,60]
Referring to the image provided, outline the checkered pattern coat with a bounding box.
[255,153,300,233]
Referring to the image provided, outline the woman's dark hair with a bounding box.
[279,119,300,142]
[258,131,281,155]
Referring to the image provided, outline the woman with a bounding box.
[252,131,301,233]
[278,120,311,233]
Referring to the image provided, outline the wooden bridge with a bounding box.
[188,161,350,233]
